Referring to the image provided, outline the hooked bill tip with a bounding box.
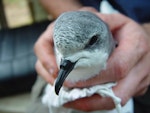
[54,59,77,95]
[55,82,62,95]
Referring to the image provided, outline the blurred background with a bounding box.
[0,0,51,113]
[0,0,49,29]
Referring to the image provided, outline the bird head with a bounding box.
[53,11,115,95]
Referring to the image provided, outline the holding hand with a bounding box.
[34,10,150,112]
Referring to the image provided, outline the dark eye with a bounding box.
[88,35,98,46]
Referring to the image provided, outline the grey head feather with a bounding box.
[54,11,115,57]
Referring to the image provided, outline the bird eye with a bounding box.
[88,35,98,46]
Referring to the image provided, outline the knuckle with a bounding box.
[41,58,49,69]
[114,60,128,79]
[35,61,41,75]
[35,55,49,71]
[33,33,46,54]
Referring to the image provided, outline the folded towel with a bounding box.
[42,83,133,113]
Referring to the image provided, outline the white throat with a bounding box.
[55,48,109,83]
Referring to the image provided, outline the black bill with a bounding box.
[55,59,77,95]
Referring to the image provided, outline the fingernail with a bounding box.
[49,68,54,75]
[49,67,58,77]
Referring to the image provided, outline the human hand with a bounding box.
[34,9,150,112]
[63,13,150,111]
[34,23,58,85]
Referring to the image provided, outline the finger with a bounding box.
[65,69,148,112]
[64,94,115,112]
[65,51,150,111]
[114,52,150,105]
[134,87,148,97]
[134,73,150,96]
[66,14,148,88]
[35,60,55,85]
[134,52,150,95]
[34,23,58,78]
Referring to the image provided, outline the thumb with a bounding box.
[96,13,131,32]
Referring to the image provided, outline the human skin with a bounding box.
[34,0,150,112]
[39,0,82,19]
[63,13,150,111]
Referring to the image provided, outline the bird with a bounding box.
[54,11,115,95]
[42,11,133,113]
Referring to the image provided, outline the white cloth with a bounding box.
[42,83,133,113]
